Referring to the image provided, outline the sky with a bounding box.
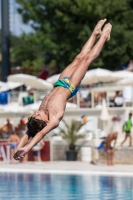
[0,0,33,36]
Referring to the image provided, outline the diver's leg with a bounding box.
[70,23,112,87]
[59,19,107,79]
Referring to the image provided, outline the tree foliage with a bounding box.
[15,0,133,71]
[10,33,44,72]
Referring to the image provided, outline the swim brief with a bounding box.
[54,76,79,98]
[10,144,17,149]
[33,150,41,156]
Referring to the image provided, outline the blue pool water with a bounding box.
[0,173,133,200]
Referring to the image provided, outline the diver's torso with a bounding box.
[39,87,70,120]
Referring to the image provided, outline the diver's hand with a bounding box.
[13,147,29,160]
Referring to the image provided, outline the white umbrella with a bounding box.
[116,77,133,86]
[100,98,110,135]
[46,69,133,86]
[8,73,37,84]
[100,99,110,121]
[25,78,53,90]
[46,74,60,84]
[0,81,23,92]
[0,103,29,114]
[81,68,113,85]
[112,70,133,82]
[8,73,53,90]
[0,81,5,87]
[47,69,113,86]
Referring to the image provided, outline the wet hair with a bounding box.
[26,117,47,138]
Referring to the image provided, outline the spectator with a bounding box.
[80,86,89,100]
[8,132,20,163]
[17,118,27,138]
[80,88,91,108]
[104,132,118,166]
[32,140,45,161]
[0,118,14,138]
[28,88,34,96]
[23,88,34,105]
[114,91,123,107]
[123,86,133,107]
[94,92,106,106]
[121,113,132,147]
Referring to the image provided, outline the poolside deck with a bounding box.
[0,161,133,176]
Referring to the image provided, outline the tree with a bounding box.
[16,0,133,71]
[58,120,89,151]
[0,29,45,75]
[10,33,44,73]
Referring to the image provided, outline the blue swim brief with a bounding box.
[54,76,79,98]
[10,144,17,149]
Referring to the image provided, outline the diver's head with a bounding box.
[27,110,48,138]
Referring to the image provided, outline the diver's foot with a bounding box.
[93,18,107,38]
[101,23,112,41]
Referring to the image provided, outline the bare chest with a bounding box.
[39,89,67,120]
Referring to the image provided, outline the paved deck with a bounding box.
[0,161,133,176]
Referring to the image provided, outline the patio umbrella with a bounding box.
[81,68,113,85]
[0,81,23,92]
[0,103,29,114]
[8,73,37,84]
[116,77,133,86]
[112,70,133,82]
[8,74,53,90]
[47,69,113,86]
[100,98,111,135]
[25,78,53,90]
[46,69,133,86]
[0,81,5,87]
[46,74,60,84]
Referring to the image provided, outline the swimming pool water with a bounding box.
[0,173,133,200]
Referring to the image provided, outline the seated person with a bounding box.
[17,118,27,138]
[114,91,123,107]
[0,119,14,138]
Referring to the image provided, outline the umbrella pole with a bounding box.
[77,92,80,108]
[106,93,109,107]
[34,90,37,103]
[103,121,107,136]
[91,91,94,108]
